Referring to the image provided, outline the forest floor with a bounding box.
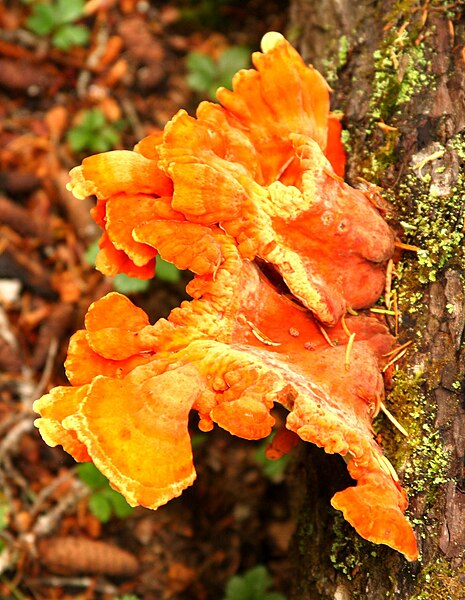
[0,1,294,599]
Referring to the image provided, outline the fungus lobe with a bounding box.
[34,32,418,562]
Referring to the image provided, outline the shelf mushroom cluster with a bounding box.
[34,32,418,561]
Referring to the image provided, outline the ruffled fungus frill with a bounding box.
[67,32,393,325]
[34,32,418,562]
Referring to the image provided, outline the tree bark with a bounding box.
[287,2,465,598]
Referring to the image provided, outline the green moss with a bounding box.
[321,35,352,85]
[297,518,314,556]
[352,14,438,182]
[360,128,399,181]
[410,557,465,599]
[329,513,376,583]
[449,131,465,161]
[394,170,465,284]
[341,129,352,153]
[404,424,451,497]
[338,35,350,68]
[381,358,451,505]
[376,192,462,500]
[370,35,435,122]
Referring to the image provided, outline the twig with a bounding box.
[0,548,20,578]
[393,290,399,337]
[394,240,421,252]
[27,576,118,595]
[375,452,400,482]
[0,408,32,437]
[0,419,33,461]
[385,258,394,310]
[31,337,59,401]
[345,332,356,371]
[29,470,76,520]
[341,315,351,338]
[0,305,18,350]
[0,196,51,242]
[317,323,335,347]
[412,149,445,181]
[370,307,396,315]
[237,315,281,346]
[121,96,146,141]
[379,401,409,437]
[382,346,411,372]
[32,480,89,537]
[383,339,413,358]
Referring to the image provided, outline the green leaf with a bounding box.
[84,240,99,266]
[186,71,212,94]
[91,126,120,152]
[67,126,93,152]
[55,0,85,23]
[26,4,56,35]
[254,434,290,483]
[82,107,107,130]
[68,109,120,153]
[155,255,181,283]
[89,136,115,153]
[52,23,89,49]
[223,566,286,600]
[217,46,250,87]
[0,501,10,531]
[258,453,290,483]
[186,52,217,92]
[107,490,134,519]
[88,492,112,523]
[77,464,133,522]
[86,245,151,294]
[244,566,270,597]
[113,273,150,294]
[191,432,208,449]
[76,463,108,490]
[209,83,223,101]
[186,52,217,79]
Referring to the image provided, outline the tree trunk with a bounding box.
[287,1,465,598]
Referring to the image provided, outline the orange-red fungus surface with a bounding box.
[34,32,418,561]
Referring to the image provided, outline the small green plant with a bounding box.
[76,596,141,600]
[179,0,235,27]
[67,108,124,154]
[85,241,181,294]
[254,433,291,483]
[0,496,10,553]
[76,463,134,523]
[186,45,250,100]
[223,565,286,600]
[155,256,182,283]
[26,0,90,50]
[111,273,151,295]
[114,255,181,293]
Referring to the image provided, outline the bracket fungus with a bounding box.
[34,32,418,562]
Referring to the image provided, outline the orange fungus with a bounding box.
[34,32,418,562]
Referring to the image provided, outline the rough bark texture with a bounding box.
[287,1,465,598]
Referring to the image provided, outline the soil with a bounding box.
[0,1,293,598]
